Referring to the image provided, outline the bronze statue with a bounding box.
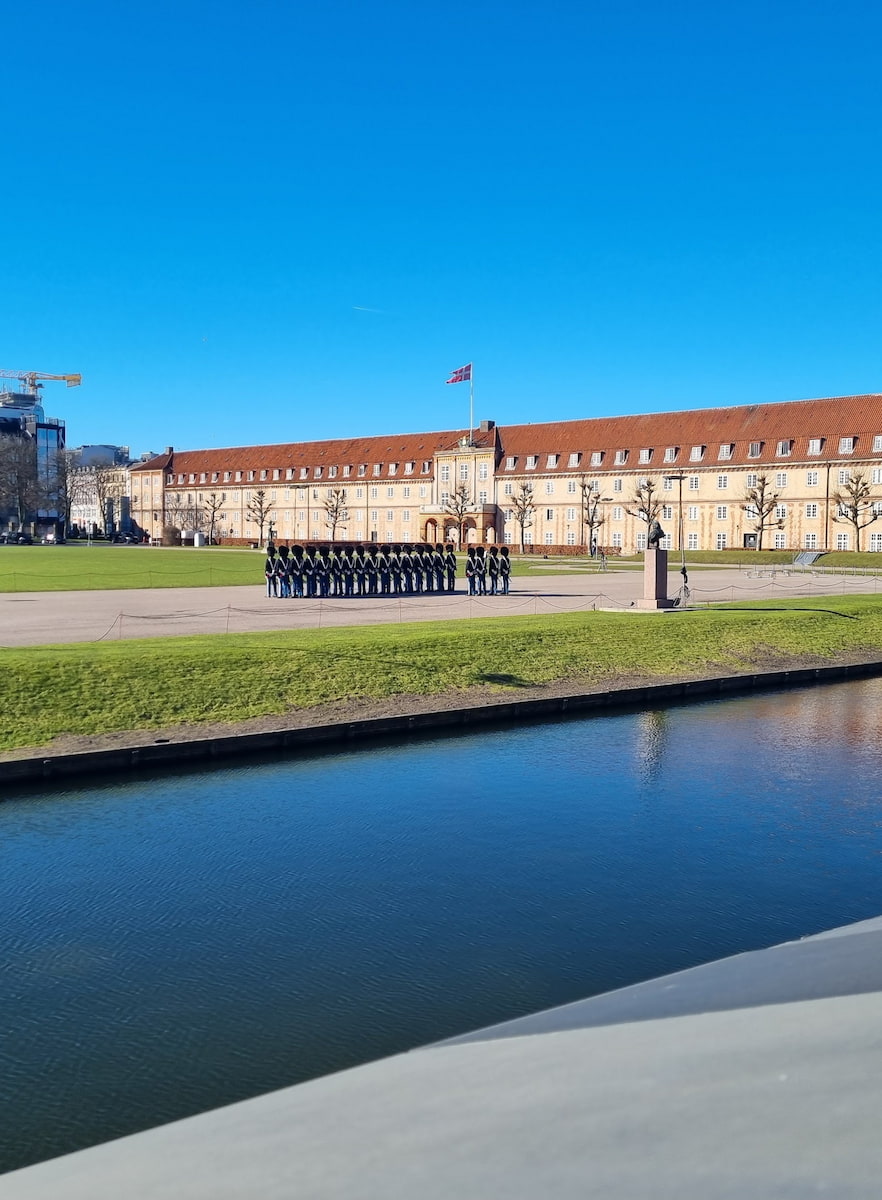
[647,519,665,548]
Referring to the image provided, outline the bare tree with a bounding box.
[833,470,879,551]
[92,463,126,535]
[580,476,607,553]
[50,449,90,537]
[0,435,42,530]
[203,492,225,544]
[245,488,274,546]
[625,478,662,533]
[510,482,535,552]
[443,484,472,545]
[740,473,784,551]
[323,487,348,540]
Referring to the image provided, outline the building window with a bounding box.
[544,532,554,545]
[546,454,558,468]
[422,461,431,474]
[526,455,538,470]
[806,470,819,486]
[343,465,351,478]
[873,468,882,485]
[614,449,628,465]
[612,532,622,548]
[478,490,488,504]
[839,437,855,454]
[775,504,786,519]
[804,533,817,549]
[870,532,882,551]
[503,482,513,495]
[717,475,728,489]
[459,464,469,481]
[805,503,818,518]
[389,463,398,476]
[639,448,652,464]
[687,532,699,550]
[613,478,622,492]
[664,447,679,463]
[300,467,308,479]
[591,451,603,466]
[545,508,554,521]
[439,492,449,505]
[716,533,728,550]
[440,465,450,482]
[687,505,698,520]
[567,480,577,493]
[718,444,733,460]
[662,505,673,520]
[328,465,337,478]
[478,462,488,480]
[373,464,382,476]
[748,442,762,458]
[357,464,366,477]
[386,510,394,521]
[838,469,850,485]
[545,481,554,495]
[774,532,786,549]
[385,486,393,498]
[566,531,576,545]
[775,472,788,488]
[690,445,705,462]
[568,452,581,467]
[370,487,378,499]
[404,461,414,475]
[663,477,674,491]
[402,486,410,498]
[776,439,792,457]
[716,505,728,520]
[566,507,576,521]
[505,456,516,469]
[688,476,699,491]
[746,473,758,488]
[808,438,824,455]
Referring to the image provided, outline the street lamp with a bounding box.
[667,473,686,552]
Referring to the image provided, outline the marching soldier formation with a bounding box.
[262,543,512,599]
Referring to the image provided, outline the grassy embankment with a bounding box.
[3,595,882,752]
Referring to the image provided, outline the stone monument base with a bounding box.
[640,546,675,609]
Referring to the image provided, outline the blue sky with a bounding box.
[3,0,881,455]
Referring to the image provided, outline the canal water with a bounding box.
[2,678,881,1174]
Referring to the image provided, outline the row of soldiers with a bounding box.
[264,543,514,598]
[264,543,458,598]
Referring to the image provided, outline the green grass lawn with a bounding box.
[0,544,625,592]
[3,594,882,751]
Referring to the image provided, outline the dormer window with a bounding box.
[343,465,351,477]
[388,462,398,476]
[590,451,603,466]
[211,472,219,483]
[285,468,294,479]
[235,470,243,482]
[313,466,322,479]
[404,461,414,475]
[260,469,268,481]
[839,437,856,454]
[248,470,255,481]
[718,444,734,460]
[873,435,882,452]
[168,474,175,486]
[546,454,558,468]
[748,442,762,459]
[614,450,628,465]
[224,471,232,482]
[357,464,366,477]
[506,456,517,469]
[189,473,197,483]
[421,460,431,473]
[526,455,538,469]
[808,438,824,455]
[776,439,792,457]
[639,448,652,464]
[300,467,308,479]
[690,445,705,462]
[568,452,581,467]
[373,464,382,476]
[664,447,679,463]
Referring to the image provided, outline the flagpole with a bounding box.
[469,364,474,445]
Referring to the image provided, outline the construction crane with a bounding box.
[0,370,82,396]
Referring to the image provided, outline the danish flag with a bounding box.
[445,363,472,385]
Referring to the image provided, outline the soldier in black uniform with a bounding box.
[264,550,277,597]
[433,543,445,592]
[487,545,500,595]
[378,545,391,595]
[445,543,457,592]
[499,545,511,594]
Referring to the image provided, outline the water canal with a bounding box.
[2,678,881,1174]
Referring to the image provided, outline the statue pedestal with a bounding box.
[637,547,676,610]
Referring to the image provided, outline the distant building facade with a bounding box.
[0,390,66,531]
[128,395,882,552]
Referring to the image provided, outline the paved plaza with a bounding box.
[1,565,880,647]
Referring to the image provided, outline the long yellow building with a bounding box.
[129,393,882,552]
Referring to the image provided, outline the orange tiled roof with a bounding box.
[131,395,882,478]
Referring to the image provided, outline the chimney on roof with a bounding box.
[479,419,495,433]
[165,446,173,456]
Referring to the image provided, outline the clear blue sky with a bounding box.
[3,0,881,455]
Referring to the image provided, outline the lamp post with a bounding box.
[267,520,276,551]
[667,473,686,552]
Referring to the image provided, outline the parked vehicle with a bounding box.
[0,532,34,545]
